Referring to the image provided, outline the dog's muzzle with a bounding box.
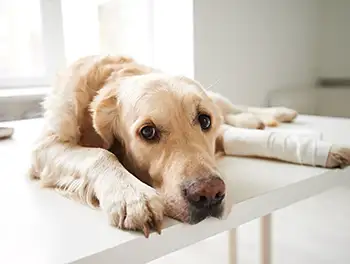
[181,176,226,223]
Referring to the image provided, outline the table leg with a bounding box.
[228,228,237,264]
[260,214,272,264]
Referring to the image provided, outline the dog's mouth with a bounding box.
[163,195,225,224]
[187,203,224,224]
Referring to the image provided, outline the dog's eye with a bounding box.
[198,114,211,130]
[140,126,157,140]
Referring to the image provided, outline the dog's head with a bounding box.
[92,71,226,224]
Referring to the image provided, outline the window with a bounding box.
[0,0,193,89]
[0,0,65,88]
[0,0,193,121]
[0,0,44,79]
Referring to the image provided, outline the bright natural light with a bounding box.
[0,0,45,78]
[1,1,350,264]
[0,0,193,89]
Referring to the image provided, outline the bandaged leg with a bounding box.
[221,125,339,167]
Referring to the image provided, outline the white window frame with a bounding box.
[0,0,66,89]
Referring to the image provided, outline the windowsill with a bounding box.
[0,87,49,99]
[0,87,49,122]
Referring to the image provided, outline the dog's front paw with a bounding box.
[326,145,350,168]
[102,185,164,237]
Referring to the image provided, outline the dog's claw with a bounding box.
[155,220,162,235]
[142,224,150,238]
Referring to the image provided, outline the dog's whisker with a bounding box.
[206,78,220,91]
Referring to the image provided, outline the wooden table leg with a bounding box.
[228,229,237,264]
[260,214,272,264]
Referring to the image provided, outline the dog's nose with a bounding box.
[183,177,226,209]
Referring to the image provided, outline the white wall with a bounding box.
[193,0,319,106]
[152,0,194,78]
[317,0,350,78]
[98,0,154,66]
[98,0,194,77]
[61,0,100,64]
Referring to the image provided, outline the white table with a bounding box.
[1,115,349,264]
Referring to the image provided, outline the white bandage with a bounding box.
[222,125,331,167]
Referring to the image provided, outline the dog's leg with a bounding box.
[207,91,243,116]
[218,125,350,168]
[207,91,298,128]
[228,105,298,124]
[207,91,265,129]
[244,106,298,123]
[30,137,163,236]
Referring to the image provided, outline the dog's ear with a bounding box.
[90,84,119,149]
[118,64,151,77]
[90,64,152,149]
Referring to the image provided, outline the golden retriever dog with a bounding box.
[29,55,350,237]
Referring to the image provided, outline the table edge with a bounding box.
[71,167,350,264]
